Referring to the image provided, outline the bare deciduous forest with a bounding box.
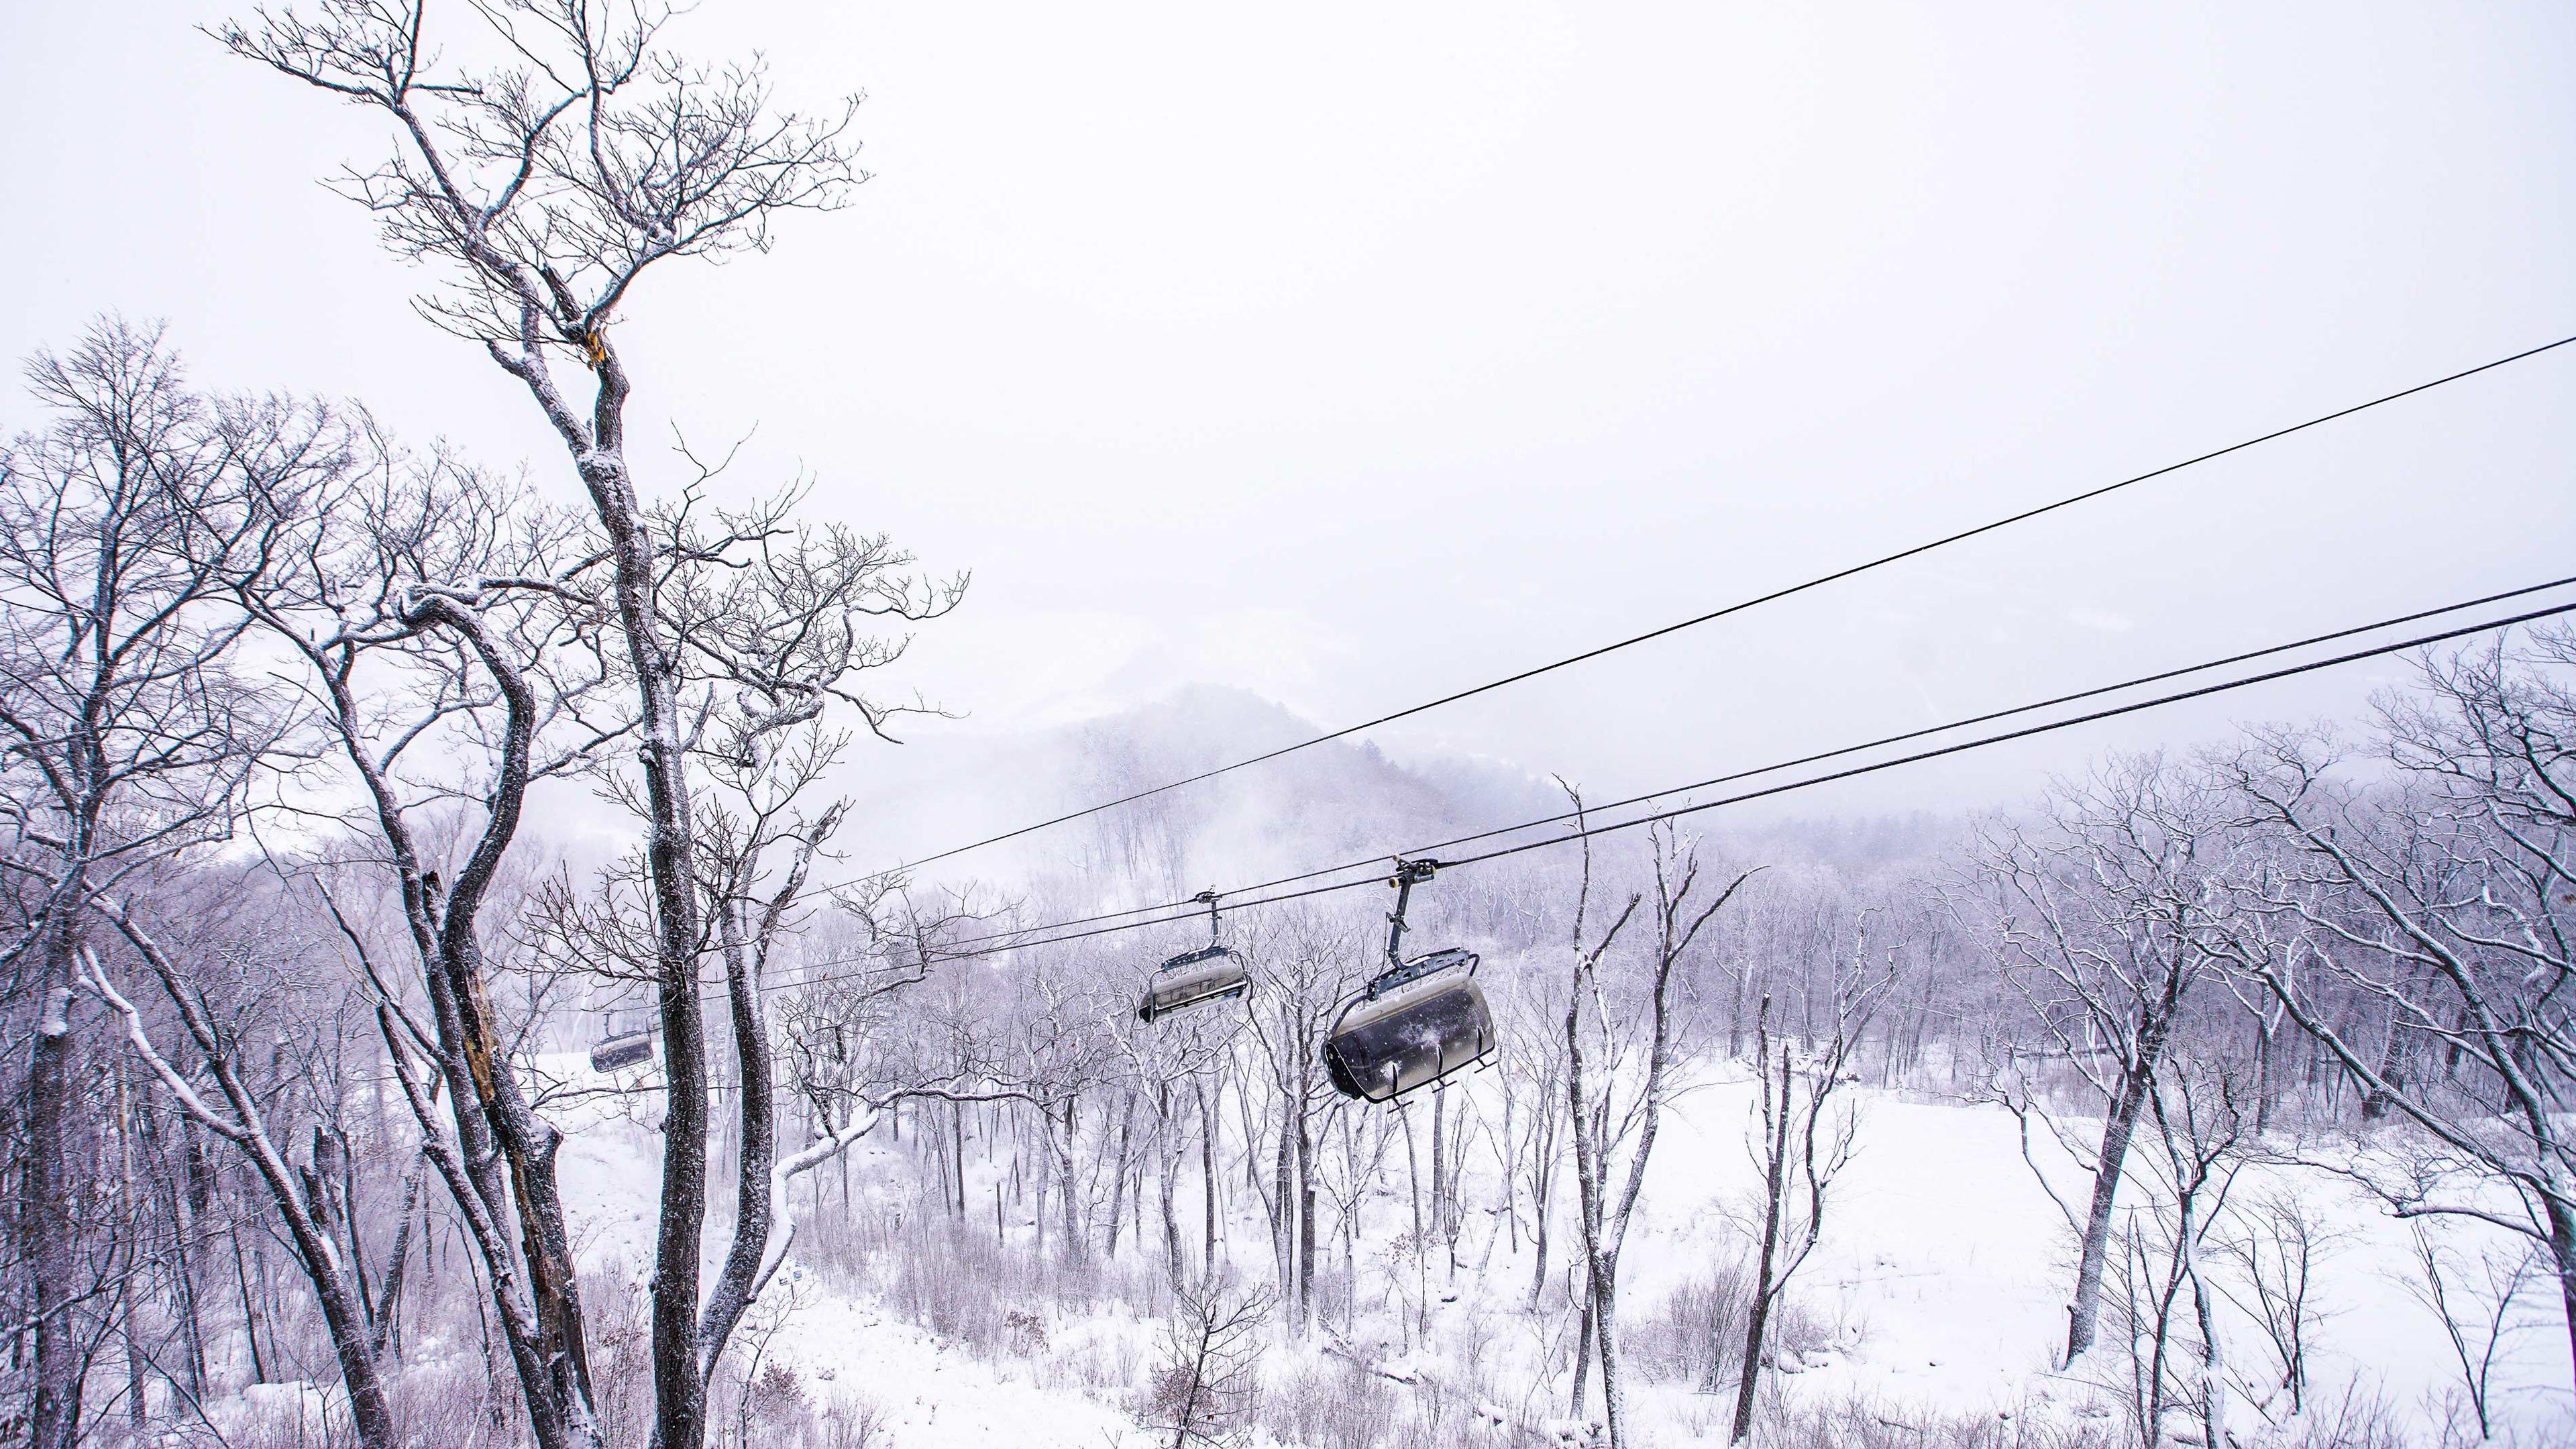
[3,3,2574,1449]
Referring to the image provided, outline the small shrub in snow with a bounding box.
[1631,1260,1753,1389]
[748,1362,810,1431]
[1271,1360,1391,1449]
[819,1394,892,1449]
[1748,1391,2129,1449]
[1006,1308,1051,1356]
[580,1266,657,1444]
[1140,1280,1270,1447]
[2250,1377,2405,1449]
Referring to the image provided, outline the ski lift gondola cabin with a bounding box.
[590,1012,653,1073]
[1322,947,1493,1102]
[1139,943,1252,1022]
[1139,891,1250,1022]
[1322,859,1497,1104]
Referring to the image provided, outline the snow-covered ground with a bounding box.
[1627,1083,2572,1444]
[538,1068,2576,1448]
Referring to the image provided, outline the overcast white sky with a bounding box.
[7,0,2576,839]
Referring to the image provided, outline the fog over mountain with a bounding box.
[836,684,1562,902]
[837,682,1964,922]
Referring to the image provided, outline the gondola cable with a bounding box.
[894,586,2576,968]
[706,578,2576,1003]
[802,331,2576,902]
[839,569,2576,963]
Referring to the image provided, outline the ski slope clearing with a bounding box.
[537,1067,2574,1448]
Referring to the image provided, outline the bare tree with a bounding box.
[690,737,847,1383]
[2214,1187,2341,1418]
[1144,1279,1271,1449]
[1311,1068,1400,1334]
[1106,956,1240,1289]
[1563,816,1751,1448]
[1728,943,1888,1444]
[2112,1052,2250,1449]
[2214,691,2576,1389]
[219,427,621,1449]
[755,890,1029,1322]
[1962,755,2240,1366]
[218,7,959,1444]
[2405,1224,2541,1441]
[1494,914,1573,1318]
[2205,627,2576,1394]
[0,320,337,1448]
[80,888,400,1447]
[1554,786,1642,1442]
[997,932,1161,1269]
[1238,906,1362,1331]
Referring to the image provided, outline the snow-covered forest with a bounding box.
[6,3,2576,1449]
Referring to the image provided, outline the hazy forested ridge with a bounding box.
[3,3,2575,1449]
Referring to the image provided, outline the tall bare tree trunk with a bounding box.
[445,911,596,1432]
[1034,1095,1079,1261]
[144,1107,209,1397]
[1199,1081,1220,1274]
[570,426,716,1449]
[1271,1085,1296,1293]
[1527,1133,1553,1313]
[1296,1107,1318,1334]
[1732,1049,1792,1443]
[2067,1057,2156,1363]
[372,1157,427,1358]
[698,906,775,1381]
[27,918,80,1449]
[1106,1095,1134,1258]
[1568,998,1629,1444]
[2180,1194,2229,1447]
[1157,1084,1185,1281]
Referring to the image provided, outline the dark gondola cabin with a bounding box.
[590,1016,653,1073]
[1323,947,1495,1103]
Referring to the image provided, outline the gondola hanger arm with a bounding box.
[1383,857,1442,968]
[1193,888,1221,947]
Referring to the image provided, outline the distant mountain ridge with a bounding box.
[832,684,1955,910]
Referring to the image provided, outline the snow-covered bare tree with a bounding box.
[80,879,402,1446]
[1558,859,1638,1429]
[1546,794,1752,1433]
[1727,938,1888,1443]
[1107,951,1240,1288]
[2215,631,2576,1390]
[1491,892,1574,1317]
[0,319,339,1448]
[218,425,621,1449]
[2215,1186,2341,1419]
[2112,1050,2250,1449]
[221,7,962,1443]
[1010,949,1124,1263]
[1238,906,1364,1330]
[2404,1222,2542,1440]
[1962,755,2241,1366]
[1143,1279,1270,1449]
[1562,816,1750,1449]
